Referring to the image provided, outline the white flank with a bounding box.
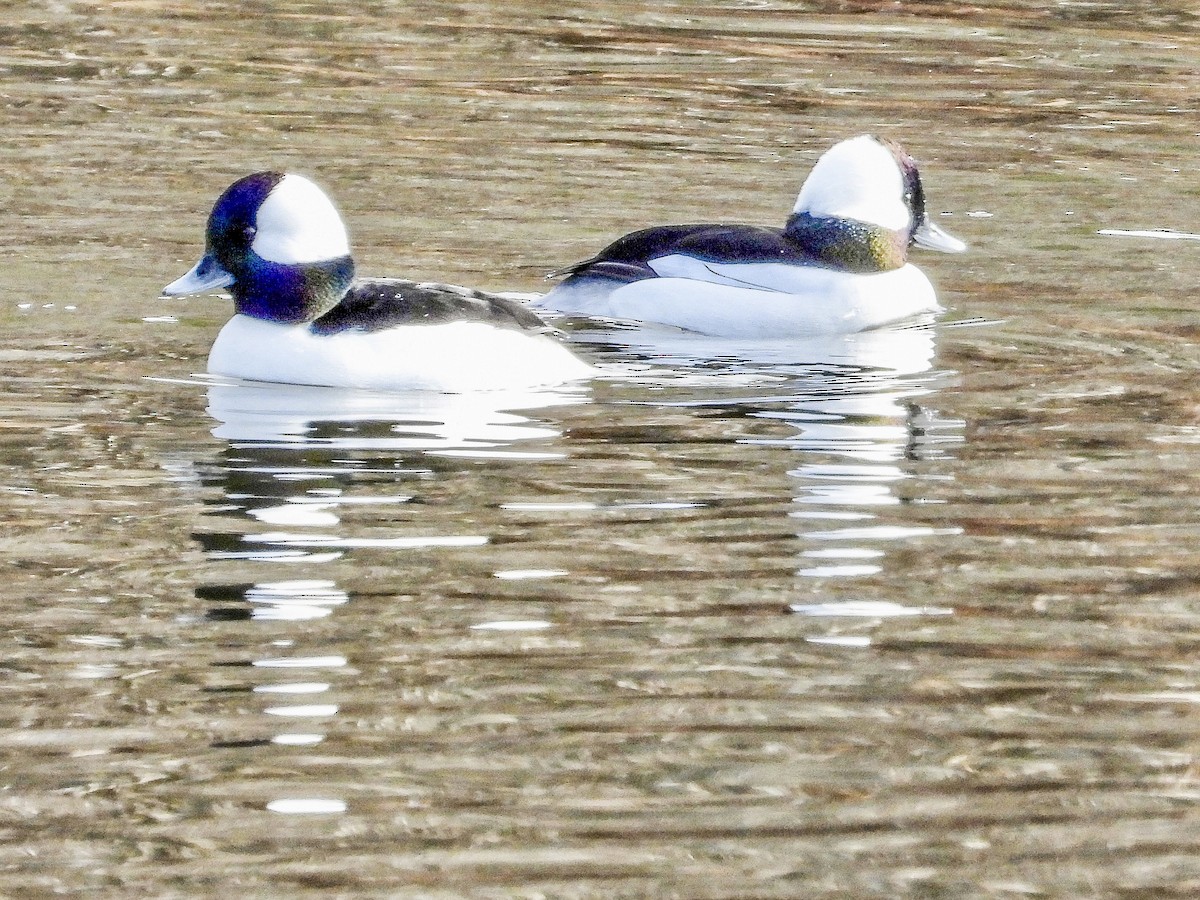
[208,317,594,392]
[539,260,938,338]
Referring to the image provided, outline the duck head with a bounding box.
[163,172,356,324]
[785,135,967,272]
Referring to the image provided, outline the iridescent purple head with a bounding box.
[163,172,355,324]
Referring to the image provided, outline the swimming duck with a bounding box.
[163,172,593,392]
[534,135,967,338]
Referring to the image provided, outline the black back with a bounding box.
[311,278,550,336]
[558,224,826,283]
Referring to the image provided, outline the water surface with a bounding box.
[3,2,1200,896]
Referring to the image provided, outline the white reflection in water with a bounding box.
[242,532,488,550]
[70,664,119,680]
[206,547,344,563]
[266,798,346,815]
[571,318,940,380]
[253,656,347,669]
[792,510,873,522]
[206,378,587,456]
[798,563,883,578]
[588,322,964,630]
[246,502,340,527]
[792,463,907,481]
[272,734,325,746]
[433,448,565,460]
[243,580,349,622]
[802,547,884,560]
[795,484,900,506]
[667,328,964,588]
[806,635,872,648]
[493,569,569,580]
[263,704,339,717]
[194,377,590,790]
[641,326,955,557]
[470,620,554,631]
[501,501,598,511]
[250,605,330,621]
[1098,228,1200,241]
[791,600,954,617]
[764,330,963,627]
[786,380,963,579]
[563,321,968,659]
[499,500,704,514]
[801,525,962,541]
[254,683,330,694]
[199,379,583,570]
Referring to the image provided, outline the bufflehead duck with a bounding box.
[534,135,967,338]
[163,172,593,392]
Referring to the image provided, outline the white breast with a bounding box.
[207,316,594,392]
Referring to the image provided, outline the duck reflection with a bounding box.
[198,378,590,557]
[574,321,964,625]
[564,314,942,378]
[194,378,589,755]
[206,379,587,454]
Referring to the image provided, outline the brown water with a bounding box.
[4,1,1200,896]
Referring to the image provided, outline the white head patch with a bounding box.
[251,173,351,264]
[792,135,911,232]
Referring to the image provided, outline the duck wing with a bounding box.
[311,278,550,335]
[554,224,822,283]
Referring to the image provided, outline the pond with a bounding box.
[3,1,1200,895]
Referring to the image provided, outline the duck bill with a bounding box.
[913,218,968,254]
[162,253,235,296]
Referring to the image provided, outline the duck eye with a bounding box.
[242,225,257,244]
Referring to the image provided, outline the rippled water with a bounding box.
[4,2,1200,895]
